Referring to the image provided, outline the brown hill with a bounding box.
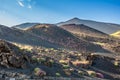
[25,24,108,52]
[60,24,108,38]
[60,24,120,53]
[0,25,60,48]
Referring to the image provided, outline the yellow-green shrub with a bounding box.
[55,73,61,77]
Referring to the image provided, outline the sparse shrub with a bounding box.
[32,56,37,62]
[34,67,46,77]
[49,59,54,64]
[45,49,49,52]
[114,61,119,67]
[62,64,70,69]
[50,48,54,51]
[34,67,40,73]
[54,50,57,52]
[39,58,46,63]
[64,69,71,76]
[55,73,61,77]
[48,59,54,67]
[87,71,96,77]
[78,70,84,76]
[59,60,68,65]
[90,73,96,77]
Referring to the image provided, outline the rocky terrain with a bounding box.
[0,40,31,68]
[0,40,120,80]
[0,24,107,53]
[0,18,120,80]
[25,24,106,52]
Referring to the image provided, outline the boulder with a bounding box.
[0,40,31,68]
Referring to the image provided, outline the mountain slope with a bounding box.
[60,24,120,53]
[0,24,60,48]
[60,24,108,38]
[12,23,39,29]
[111,31,120,38]
[25,24,107,52]
[57,18,120,34]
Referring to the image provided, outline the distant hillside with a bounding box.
[60,24,120,53]
[25,24,105,52]
[0,24,107,52]
[111,31,120,38]
[57,18,120,34]
[60,24,108,38]
[12,23,39,29]
[0,24,60,48]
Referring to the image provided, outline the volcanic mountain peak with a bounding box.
[69,17,81,21]
[57,18,120,34]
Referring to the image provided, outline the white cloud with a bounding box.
[17,0,33,9]
[18,1,24,7]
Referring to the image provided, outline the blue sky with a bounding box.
[0,0,120,26]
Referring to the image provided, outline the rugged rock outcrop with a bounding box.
[112,45,120,52]
[0,40,31,68]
